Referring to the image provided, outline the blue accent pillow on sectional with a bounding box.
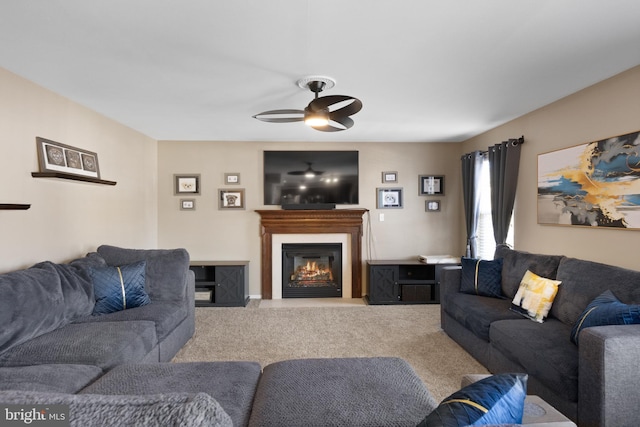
[417,373,527,427]
[460,257,504,298]
[91,261,150,315]
[570,289,640,345]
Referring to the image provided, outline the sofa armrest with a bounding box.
[578,324,640,427]
[440,266,462,298]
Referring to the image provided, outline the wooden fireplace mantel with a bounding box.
[256,209,368,299]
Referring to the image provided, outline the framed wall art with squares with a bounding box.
[174,174,200,195]
[426,200,441,212]
[377,187,403,209]
[219,188,245,209]
[36,137,101,179]
[419,175,444,195]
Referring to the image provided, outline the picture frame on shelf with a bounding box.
[174,174,200,195]
[381,171,398,183]
[219,188,245,209]
[419,175,444,195]
[180,199,196,211]
[426,200,441,212]
[36,137,101,179]
[224,173,241,184]
[377,187,403,209]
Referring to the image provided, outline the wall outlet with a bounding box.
[379,213,385,222]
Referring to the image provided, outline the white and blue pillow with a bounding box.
[418,373,527,426]
[571,290,640,345]
[91,261,150,315]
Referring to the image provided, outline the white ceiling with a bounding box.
[1,1,639,143]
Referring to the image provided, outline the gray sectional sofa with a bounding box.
[440,245,640,427]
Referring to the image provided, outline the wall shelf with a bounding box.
[0,204,31,210]
[31,172,117,186]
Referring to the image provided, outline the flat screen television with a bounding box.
[263,151,359,206]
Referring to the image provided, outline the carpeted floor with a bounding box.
[172,299,488,401]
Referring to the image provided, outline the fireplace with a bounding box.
[282,243,342,298]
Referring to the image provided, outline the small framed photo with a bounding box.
[382,171,398,183]
[426,200,441,212]
[180,199,196,211]
[174,174,200,195]
[224,173,241,184]
[419,175,444,195]
[36,137,101,179]
[377,187,403,209]
[219,188,245,209]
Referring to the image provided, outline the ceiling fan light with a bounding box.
[304,110,329,127]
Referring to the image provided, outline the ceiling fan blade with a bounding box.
[312,115,354,132]
[252,109,305,123]
[309,95,362,117]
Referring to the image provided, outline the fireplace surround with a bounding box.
[256,209,367,299]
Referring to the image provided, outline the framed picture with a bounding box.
[174,174,200,195]
[180,199,196,210]
[224,173,241,184]
[382,171,398,183]
[377,187,403,209]
[538,130,640,229]
[419,175,444,195]
[36,137,100,179]
[426,200,441,212]
[219,188,245,209]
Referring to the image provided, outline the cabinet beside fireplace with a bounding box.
[190,261,249,307]
[366,260,458,305]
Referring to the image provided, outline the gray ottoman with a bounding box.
[248,357,437,427]
[80,362,261,427]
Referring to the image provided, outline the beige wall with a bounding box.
[461,65,640,270]
[0,67,158,273]
[157,140,463,297]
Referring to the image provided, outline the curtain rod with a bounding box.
[465,135,525,157]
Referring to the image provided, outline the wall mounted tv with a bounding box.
[264,151,359,207]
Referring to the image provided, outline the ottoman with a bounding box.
[248,357,437,427]
[80,361,261,427]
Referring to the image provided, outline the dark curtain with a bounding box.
[461,151,485,258]
[488,137,524,246]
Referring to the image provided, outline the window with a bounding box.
[477,157,514,260]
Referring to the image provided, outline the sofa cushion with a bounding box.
[570,290,640,345]
[0,260,98,353]
[510,270,561,323]
[460,257,503,298]
[490,318,579,402]
[75,301,187,342]
[495,246,564,299]
[0,321,158,370]
[0,390,232,427]
[81,362,261,427]
[442,292,522,342]
[91,261,151,315]
[0,364,103,393]
[97,245,190,301]
[418,373,527,427]
[553,257,640,326]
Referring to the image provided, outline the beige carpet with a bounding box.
[172,300,488,401]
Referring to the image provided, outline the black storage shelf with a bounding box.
[190,261,249,307]
[366,260,459,305]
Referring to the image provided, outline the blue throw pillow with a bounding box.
[570,290,640,345]
[91,261,150,315]
[460,257,504,298]
[417,373,527,427]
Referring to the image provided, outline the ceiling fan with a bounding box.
[252,76,362,132]
[288,162,323,177]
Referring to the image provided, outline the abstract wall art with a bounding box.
[538,130,640,229]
